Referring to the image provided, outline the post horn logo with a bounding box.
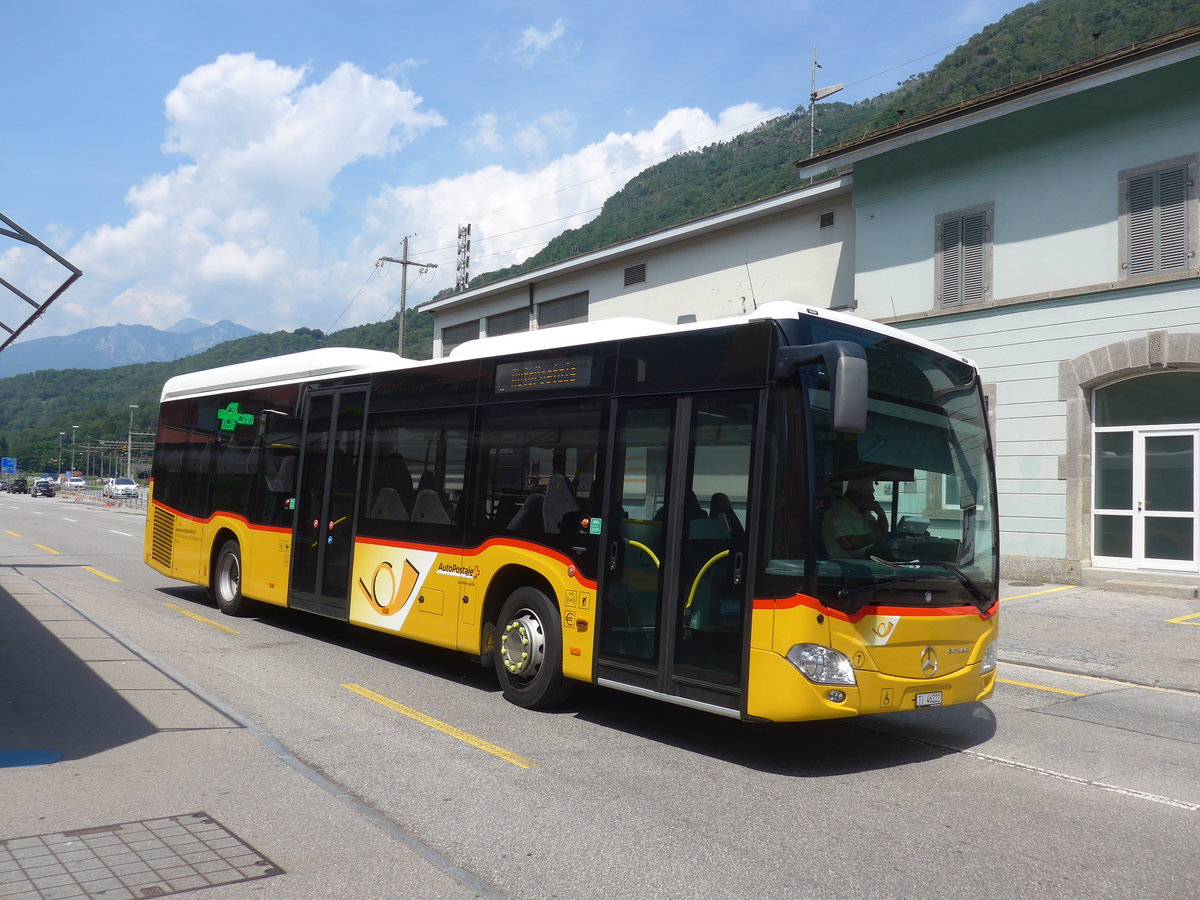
[359,559,420,616]
[920,646,939,677]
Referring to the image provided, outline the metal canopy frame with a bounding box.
[0,211,82,354]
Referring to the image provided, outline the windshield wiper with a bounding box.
[835,559,992,612]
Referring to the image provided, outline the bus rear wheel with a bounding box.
[211,539,254,617]
[494,587,572,709]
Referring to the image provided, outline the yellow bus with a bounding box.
[144,301,998,721]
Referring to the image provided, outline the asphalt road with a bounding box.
[3,493,1198,898]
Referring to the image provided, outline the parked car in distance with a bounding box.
[32,478,56,498]
[66,476,87,490]
[9,478,28,494]
[104,477,139,499]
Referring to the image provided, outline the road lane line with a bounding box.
[1167,611,1200,625]
[164,602,239,635]
[83,566,122,583]
[1002,660,1198,697]
[109,529,134,536]
[1001,585,1075,602]
[343,683,541,770]
[35,544,60,555]
[5,530,21,537]
[998,677,1084,697]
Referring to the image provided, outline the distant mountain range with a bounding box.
[0,319,258,377]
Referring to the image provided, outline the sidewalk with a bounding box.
[0,570,489,899]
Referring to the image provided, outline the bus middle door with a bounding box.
[290,387,367,619]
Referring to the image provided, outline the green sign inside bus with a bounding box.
[216,402,255,432]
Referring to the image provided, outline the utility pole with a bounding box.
[378,237,438,357]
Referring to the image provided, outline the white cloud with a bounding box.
[19,47,783,342]
[513,18,568,68]
[467,113,505,153]
[55,53,445,335]
[513,110,576,158]
[358,101,785,309]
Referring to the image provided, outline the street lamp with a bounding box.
[127,405,139,478]
[70,425,79,474]
[58,432,65,476]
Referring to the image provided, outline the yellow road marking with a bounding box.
[1001,585,1075,602]
[343,683,541,770]
[35,544,60,555]
[164,602,240,635]
[1167,612,1200,626]
[83,566,121,583]
[998,677,1085,697]
[4,530,20,537]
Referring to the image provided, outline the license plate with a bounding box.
[915,691,943,708]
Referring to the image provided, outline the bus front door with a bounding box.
[289,388,367,619]
[597,391,758,714]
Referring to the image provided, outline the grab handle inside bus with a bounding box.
[774,340,867,434]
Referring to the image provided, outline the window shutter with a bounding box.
[961,212,987,304]
[1158,167,1188,272]
[940,218,962,305]
[623,262,647,287]
[1127,166,1189,276]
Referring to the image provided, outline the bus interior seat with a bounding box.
[411,489,452,524]
[369,487,408,521]
[542,473,580,533]
[709,492,744,539]
[507,492,545,531]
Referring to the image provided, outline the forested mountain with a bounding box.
[2,0,1197,474]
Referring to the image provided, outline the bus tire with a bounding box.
[211,539,254,617]
[494,587,572,709]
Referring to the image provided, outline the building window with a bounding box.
[935,203,992,308]
[623,263,647,287]
[487,308,529,337]
[1120,157,1196,279]
[441,319,479,355]
[537,292,588,329]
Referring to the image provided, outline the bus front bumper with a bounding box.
[746,647,996,723]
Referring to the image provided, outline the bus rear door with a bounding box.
[289,387,368,619]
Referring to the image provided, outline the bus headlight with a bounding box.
[786,644,857,686]
[981,642,997,674]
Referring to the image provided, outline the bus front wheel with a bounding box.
[211,539,254,617]
[494,587,572,709]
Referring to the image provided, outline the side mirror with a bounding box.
[774,340,867,435]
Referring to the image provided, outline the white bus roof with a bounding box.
[161,302,974,402]
[160,347,412,402]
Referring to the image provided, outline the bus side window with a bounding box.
[474,401,604,543]
[359,411,468,536]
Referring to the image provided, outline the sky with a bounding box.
[1,0,1031,342]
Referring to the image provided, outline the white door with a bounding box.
[1137,430,1198,571]
[1094,428,1199,572]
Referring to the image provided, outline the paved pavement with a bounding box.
[0,567,489,899]
[2,517,1198,899]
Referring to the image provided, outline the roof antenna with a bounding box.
[744,263,758,310]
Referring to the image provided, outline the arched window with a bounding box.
[1094,372,1200,426]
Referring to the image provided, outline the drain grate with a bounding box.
[0,812,283,898]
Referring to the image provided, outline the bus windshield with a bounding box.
[766,325,997,614]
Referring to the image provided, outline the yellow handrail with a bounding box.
[685,550,730,609]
